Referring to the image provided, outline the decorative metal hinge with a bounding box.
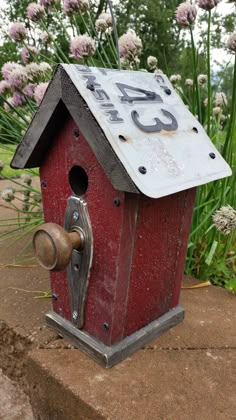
[64,196,93,329]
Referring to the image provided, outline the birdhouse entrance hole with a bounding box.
[69,165,88,196]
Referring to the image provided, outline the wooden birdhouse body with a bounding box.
[11,65,231,366]
[40,111,196,346]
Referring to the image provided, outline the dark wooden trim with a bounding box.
[10,65,139,194]
[11,66,62,169]
[46,305,184,368]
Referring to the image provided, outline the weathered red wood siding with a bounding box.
[40,112,196,346]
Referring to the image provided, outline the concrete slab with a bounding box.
[157,279,236,349]
[27,348,236,420]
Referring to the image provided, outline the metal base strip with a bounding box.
[46,305,184,368]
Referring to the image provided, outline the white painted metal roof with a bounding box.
[63,64,231,199]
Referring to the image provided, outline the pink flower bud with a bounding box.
[40,0,57,8]
[21,46,39,64]
[70,35,96,60]
[0,80,11,94]
[197,0,221,10]
[118,30,142,62]
[9,22,27,42]
[23,84,36,98]
[8,67,28,89]
[34,82,49,105]
[1,62,21,80]
[176,2,197,26]
[27,3,45,22]
[11,92,26,107]
[63,0,79,15]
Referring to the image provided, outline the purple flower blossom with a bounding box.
[70,35,96,60]
[63,0,80,15]
[21,46,39,64]
[40,31,51,45]
[98,13,112,27]
[0,80,11,94]
[39,62,52,73]
[23,83,36,98]
[40,0,57,8]
[27,3,45,22]
[63,0,88,16]
[25,63,42,81]
[9,22,27,42]
[95,18,107,33]
[34,82,49,105]
[1,62,21,80]
[11,92,26,107]
[176,2,197,26]
[79,0,89,13]
[197,0,221,10]
[8,66,28,89]
[118,30,142,62]
[95,13,112,32]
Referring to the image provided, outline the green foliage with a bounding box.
[0,144,28,178]
[177,47,207,81]
[214,63,234,108]
[0,42,18,75]
[116,0,184,73]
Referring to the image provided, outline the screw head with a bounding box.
[52,294,58,301]
[72,211,79,221]
[209,153,216,159]
[138,166,147,175]
[164,88,171,95]
[113,198,120,207]
[41,180,47,188]
[72,311,78,320]
[103,323,109,330]
[74,129,79,138]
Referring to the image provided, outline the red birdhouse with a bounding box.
[11,65,231,367]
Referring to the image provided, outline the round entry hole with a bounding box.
[69,166,88,196]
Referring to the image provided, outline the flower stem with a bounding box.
[107,0,120,69]
[222,53,236,160]
[85,11,112,67]
[105,32,117,64]
[207,10,212,136]
[0,95,29,124]
[41,20,70,63]
[190,26,202,122]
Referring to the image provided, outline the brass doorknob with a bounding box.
[33,222,83,271]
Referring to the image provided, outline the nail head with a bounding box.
[164,88,171,95]
[139,166,147,175]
